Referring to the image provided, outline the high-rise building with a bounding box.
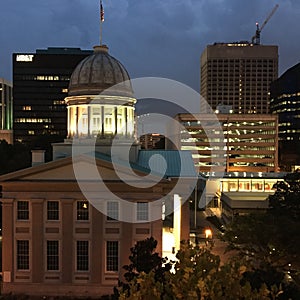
[200,42,278,114]
[270,62,300,170]
[170,113,279,174]
[13,47,92,144]
[0,78,13,143]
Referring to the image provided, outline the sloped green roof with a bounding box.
[137,150,197,178]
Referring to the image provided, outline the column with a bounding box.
[31,199,44,283]
[61,199,74,283]
[91,206,103,283]
[2,199,14,285]
[125,107,128,137]
[67,106,70,138]
[87,106,91,138]
[114,107,118,135]
[101,106,105,137]
[76,106,79,137]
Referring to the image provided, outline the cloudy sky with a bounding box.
[0,0,299,92]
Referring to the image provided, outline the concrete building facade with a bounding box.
[171,113,279,174]
[200,42,278,114]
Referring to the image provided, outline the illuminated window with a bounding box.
[28,130,35,135]
[228,181,238,192]
[35,75,58,81]
[53,100,65,105]
[76,201,89,221]
[15,118,51,123]
[264,181,274,191]
[251,181,263,191]
[106,241,118,272]
[137,202,149,221]
[17,201,29,220]
[17,240,29,270]
[62,88,68,93]
[76,241,89,271]
[47,241,59,271]
[238,180,251,191]
[22,106,31,111]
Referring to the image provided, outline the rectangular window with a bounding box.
[137,202,149,221]
[17,201,29,220]
[228,181,238,192]
[251,181,264,191]
[238,180,251,191]
[106,241,118,272]
[77,201,89,221]
[47,201,59,220]
[17,240,29,270]
[76,241,89,271]
[47,241,59,271]
[107,201,119,221]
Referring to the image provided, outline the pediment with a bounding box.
[0,155,163,183]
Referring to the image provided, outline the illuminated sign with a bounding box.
[16,55,34,62]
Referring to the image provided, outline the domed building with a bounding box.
[53,44,138,160]
[65,45,136,140]
[0,43,194,298]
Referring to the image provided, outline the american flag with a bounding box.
[100,0,104,22]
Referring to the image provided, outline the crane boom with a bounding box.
[251,4,279,45]
[260,4,279,32]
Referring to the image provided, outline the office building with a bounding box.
[13,47,92,144]
[171,113,279,174]
[200,42,278,114]
[270,62,300,170]
[0,78,13,143]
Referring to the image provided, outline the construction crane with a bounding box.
[251,4,279,45]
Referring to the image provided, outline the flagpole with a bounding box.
[100,0,104,45]
[100,20,103,45]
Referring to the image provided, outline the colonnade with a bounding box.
[67,104,135,138]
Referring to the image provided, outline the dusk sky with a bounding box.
[0,0,299,92]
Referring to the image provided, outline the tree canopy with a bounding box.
[0,140,31,175]
[116,237,172,298]
[221,171,300,290]
[118,241,298,299]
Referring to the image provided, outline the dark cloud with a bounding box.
[0,0,299,93]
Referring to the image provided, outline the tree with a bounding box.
[119,241,293,299]
[0,140,31,175]
[269,170,300,219]
[221,171,300,289]
[116,237,172,298]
